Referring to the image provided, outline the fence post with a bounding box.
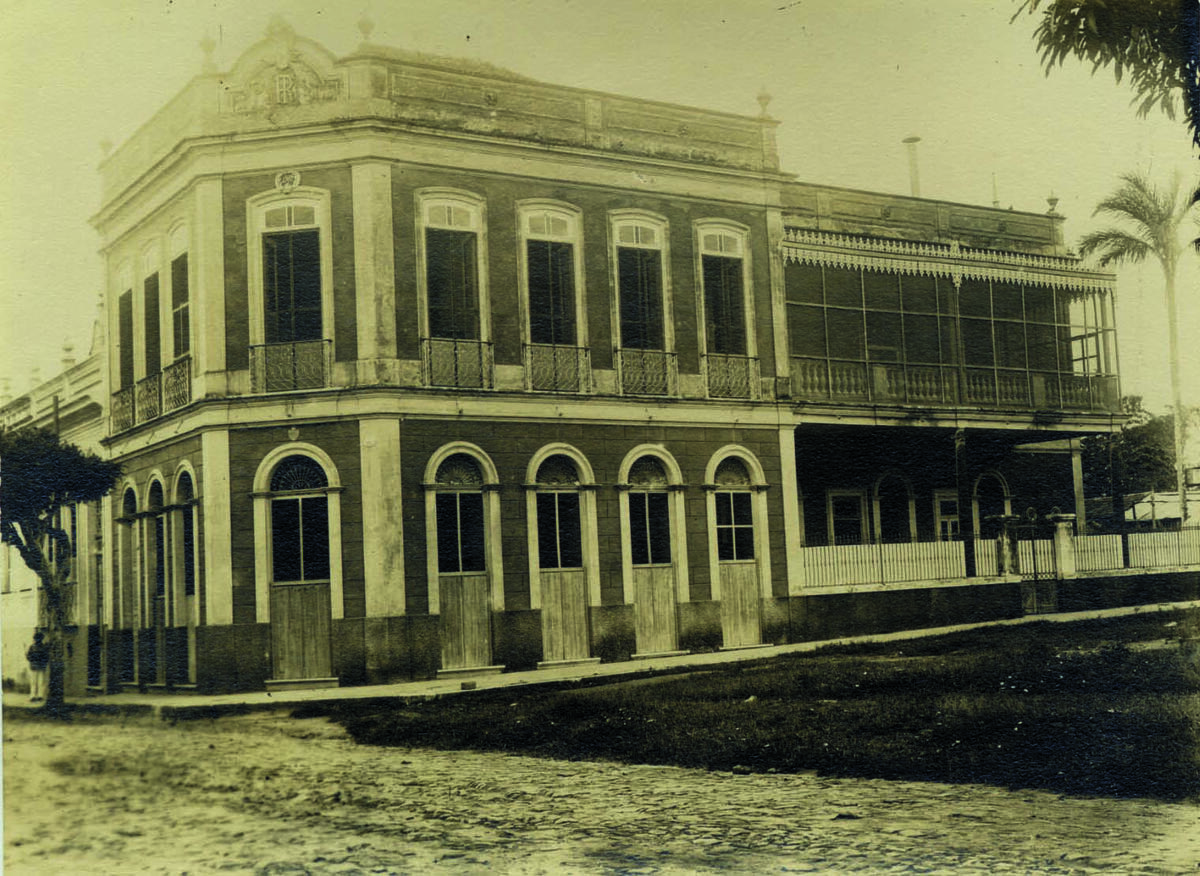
[1048,513,1077,579]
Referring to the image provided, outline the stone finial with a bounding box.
[61,340,76,370]
[266,15,295,41]
[200,34,217,73]
[1047,193,1060,215]
[358,12,375,43]
[756,87,772,118]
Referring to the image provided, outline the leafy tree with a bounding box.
[1082,396,1183,501]
[0,427,121,707]
[1079,172,1198,520]
[1013,0,1200,147]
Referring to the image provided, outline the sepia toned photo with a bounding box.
[2,1,1198,872]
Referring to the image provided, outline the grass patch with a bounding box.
[342,609,1200,802]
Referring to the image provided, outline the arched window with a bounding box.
[176,472,196,598]
[628,456,672,566]
[713,458,754,561]
[147,481,166,608]
[974,473,1011,540]
[874,473,914,544]
[269,455,331,584]
[434,454,486,574]
[535,455,583,570]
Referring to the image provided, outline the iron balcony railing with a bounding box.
[422,338,494,389]
[250,339,333,393]
[524,343,591,393]
[704,353,759,399]
[162,356,192,413]
[790,357,1119,413]
[111,356,195,434]
[111,385,136,433]
[616,348,677,396]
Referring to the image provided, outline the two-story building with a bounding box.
[89,19,1119,692]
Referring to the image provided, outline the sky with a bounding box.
[1,0,1196,412]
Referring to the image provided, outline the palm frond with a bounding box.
[1078,228,1152,267]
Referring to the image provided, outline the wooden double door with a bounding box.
[539,568,591,664]
[271,582,333,680]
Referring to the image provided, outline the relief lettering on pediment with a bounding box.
[223,58,343,114]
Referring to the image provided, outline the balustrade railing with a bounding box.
[790,357,1117,413]
[250,339,333,393]
[525,343,590,392]
[616,348,677,396]
[135,372,162,422]
[162,356,192,412]
[704,353,759,399]
[111,385,135,433]
[423,338,493,389]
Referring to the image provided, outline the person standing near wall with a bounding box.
[26,631,49,703]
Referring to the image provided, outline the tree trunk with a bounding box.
[1165,268,1188,523]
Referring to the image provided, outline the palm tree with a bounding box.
[1079,172,1198,522]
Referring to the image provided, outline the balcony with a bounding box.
[110,356,193,434]
[616,348,677,396]
[422,338,493,389]
[525,344,590,393]
[704,353,759,399]
[790,358,1119,413]
[250,339,333,393]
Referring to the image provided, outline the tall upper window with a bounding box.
[143,251,162,376]
[422,197,483,341]
[264,210,321,344]
[615,218,666,351]
[698,226,749,356]
[118,288,135,389]
[170,227,190,359]
[269,455,331,583]
[522,206,581,346]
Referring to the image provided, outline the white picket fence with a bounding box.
[1128,528,1200,568]
[1075,534,1123,573]
[801,540,965,587]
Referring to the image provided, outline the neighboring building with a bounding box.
[0,338,106,694]
[82,19,1119,692]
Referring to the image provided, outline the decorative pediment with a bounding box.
[220,17,344,114]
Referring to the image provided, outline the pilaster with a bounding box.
[193,177,227,396]
[352,161,398,383]
[359,417,405,615]
[201,429,233,624]
[778,426,806,594]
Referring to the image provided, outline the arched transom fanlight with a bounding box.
[628,456,669,488]
[177,471,194,503]
[714,457,751,487]
[147,481,165,511]
[122,489,137,517]
[435,453,484,487]
[536,455,579,486]
[270,455,329,492]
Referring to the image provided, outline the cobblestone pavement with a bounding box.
[4,713,1198,874]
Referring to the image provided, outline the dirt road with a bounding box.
[4,711,1198,874]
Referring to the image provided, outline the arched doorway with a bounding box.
[145,480,167,685]
[115,487,139,685]
[265,454,334,683]
[974,472,1011,540]
[173,470,198,685]
[530,453,595,666]
[711,457,763,648]
[430,451,500,674]
[622,453,685,656]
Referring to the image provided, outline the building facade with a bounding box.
[83,20,1120,692]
